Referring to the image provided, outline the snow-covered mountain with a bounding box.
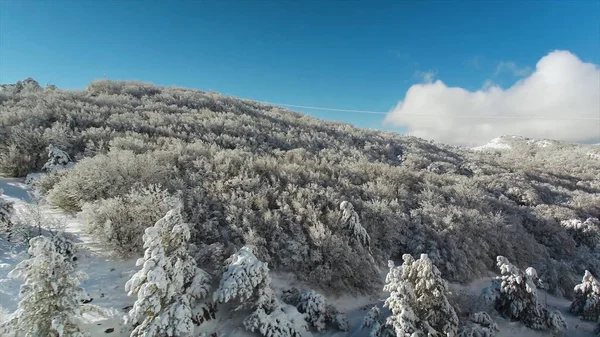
[1,79,599,336]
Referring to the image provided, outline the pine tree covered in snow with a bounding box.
[570,270,600,321]
[0,235,103,336]
[458,312,499,337]
[42,144,73,173]
[361,306,396,337]
[381,254,461,336]
[297,290,327,331]
[383,259,420,336]
[490,256,567,332]
[396,253,460,336]
[215,245,310,337]
[339,201,371,249]
[213,245,272,308]
[124,207,212,337]
[330,309,349,332]
[244,305,310,337]
[294,289,349,332]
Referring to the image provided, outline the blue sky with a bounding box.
[1,0,599,133]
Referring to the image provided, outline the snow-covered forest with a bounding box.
[0,78,599,336]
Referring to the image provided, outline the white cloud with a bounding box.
[384,50,600,146]
[495,61,532,77]
[413,70,437,84]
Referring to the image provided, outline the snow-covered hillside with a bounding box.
[1,177,598,336]
[1,79,599,336]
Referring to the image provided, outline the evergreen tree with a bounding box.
[361,306,396,337]
[383,259,420,336]
[124,207,211,337]
[489,256,567,332]
[215,245,310,337]
[0,235,102,336]
[458,312,499,337]
[339,201,371,249]
[383,254,459,337]
[42,144,73,173]
[570,270,600,321]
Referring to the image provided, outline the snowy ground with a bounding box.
[0,176,596,336]
[0,177,137,336]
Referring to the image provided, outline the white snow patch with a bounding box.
[473,137,512,151]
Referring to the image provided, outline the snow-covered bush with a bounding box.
[0,125,46,177]
[569,270,600,321]
[31,169,69,195]
[281,287,302,306]
[489,256,567,332]
[360,306,395,337]
[561,218,600,248]
[383,254,459,336]
[3,193,64,246]
[458,312,499,337]
[42,144,73,173]
[81,184,175,256]
[124,207,212,337]
[48,149,174,212]
[0,235,104,336]
[297,290,327,331]
[244,305,309,337]
[0,189,14,233]
[215,245,310,337]
[295,289,348,332]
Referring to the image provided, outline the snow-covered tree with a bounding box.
[458,312,499,337]
[42,144,73,173]
[361,306,396,337]
[330,309,349,332]
[0,235,103,336]
[383,260,420,336]
[293,289,349,332]
[570,270,600,321]
[244,305,310,337]
[382,254,460,336]
[296,290,327,331]
[340,201,371,249]
[561,218,600,248]
[0,189,14,236]
[124,207,212,337]
[213,245,272,307]
[215,245,310,337]
[489,256,567,332]
[408,254,460,335]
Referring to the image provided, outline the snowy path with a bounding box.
[0,177,137,336]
